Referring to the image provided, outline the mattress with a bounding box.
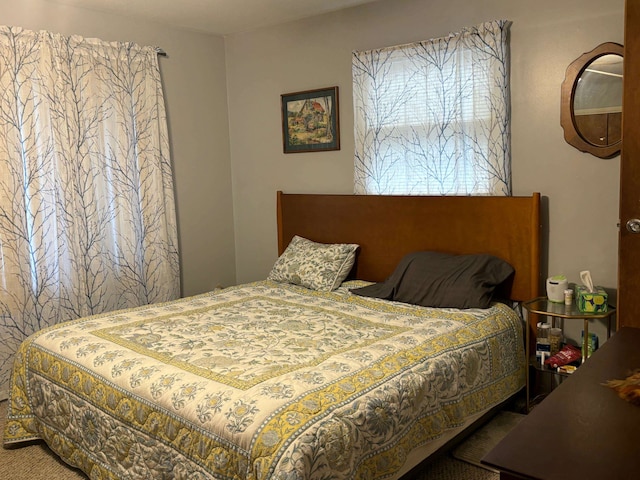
[3,280,525,479]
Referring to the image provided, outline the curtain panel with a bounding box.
[0,26,179,399]
[353,20,512,196]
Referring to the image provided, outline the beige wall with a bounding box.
[3,0,237,296]
[226,0,624,342]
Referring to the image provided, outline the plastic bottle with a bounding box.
[549,327,562,356]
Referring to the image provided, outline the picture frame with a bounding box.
[281,86,340,153]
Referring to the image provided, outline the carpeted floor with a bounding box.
[0,400,500,479]
[451,410,525,472]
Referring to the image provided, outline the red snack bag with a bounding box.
[545,344,581,368]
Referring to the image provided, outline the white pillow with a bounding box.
[268,235,359,291]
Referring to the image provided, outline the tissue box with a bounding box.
[575,284,608,313]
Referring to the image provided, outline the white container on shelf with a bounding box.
[546,275,568,303]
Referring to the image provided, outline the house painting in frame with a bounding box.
[281,86,340,153]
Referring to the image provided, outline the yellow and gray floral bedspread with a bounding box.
[3,280,525,479]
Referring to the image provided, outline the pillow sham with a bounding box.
[350,251,514,309]
[268,235,359,291]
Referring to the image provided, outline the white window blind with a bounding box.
[353,20,512,196]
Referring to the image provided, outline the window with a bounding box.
[353,20,511,196]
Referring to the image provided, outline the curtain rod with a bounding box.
[157,48,167,57]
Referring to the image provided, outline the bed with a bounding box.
[3,191,541,479]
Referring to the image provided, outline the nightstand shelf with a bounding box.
[522,296,616,411]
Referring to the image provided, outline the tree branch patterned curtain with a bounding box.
[0,26,179,399]
[353,20,512,196]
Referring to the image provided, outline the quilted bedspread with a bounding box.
[3,280,525,479]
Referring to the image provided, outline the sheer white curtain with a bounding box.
[353,20,511,196]
[0,26,179,399]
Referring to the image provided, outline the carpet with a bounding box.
[412,454,498,480]
[451,410,525,472]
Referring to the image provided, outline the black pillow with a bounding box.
[350,251,514,309]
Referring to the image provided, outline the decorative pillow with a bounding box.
[350,251,514,309]
[268,235,359,291]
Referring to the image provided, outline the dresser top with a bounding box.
[483,327,640,480]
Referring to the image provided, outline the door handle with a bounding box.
[626,219,640,233]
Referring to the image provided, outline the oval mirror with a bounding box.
[560,42,624,159]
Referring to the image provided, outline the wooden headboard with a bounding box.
[277,191,541,302]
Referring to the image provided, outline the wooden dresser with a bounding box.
[482,327,640,480]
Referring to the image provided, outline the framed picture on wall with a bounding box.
[281,86,340,153]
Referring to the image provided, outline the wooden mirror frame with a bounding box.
[560,42,624,159]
